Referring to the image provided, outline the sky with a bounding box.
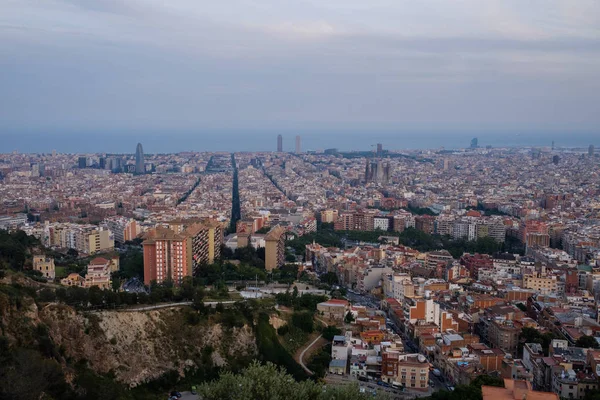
[1,0,599,148]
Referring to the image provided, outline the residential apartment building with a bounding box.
[103,216,140,243]
[382,353,429,391]
[84,257,112,289]
[265,225,286,271]
[142,227,192,285]
[523,272,559,295]
[185,219,223,267]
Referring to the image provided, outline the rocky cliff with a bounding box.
[0,283,257,388]
[41,305,257,386]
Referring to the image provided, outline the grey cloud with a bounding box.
[0,0,599,136]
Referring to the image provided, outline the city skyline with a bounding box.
[2,132,599,155]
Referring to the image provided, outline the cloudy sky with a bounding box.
[1,0,599,138]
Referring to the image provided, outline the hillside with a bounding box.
[0,274,260,399]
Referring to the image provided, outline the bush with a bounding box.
[322,325,342,341]
[277,325,289,336]
[38,288,56,303]
[291,311,314,333]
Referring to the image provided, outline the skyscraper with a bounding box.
[295,135,301,154]
[277,134,283,152]
[376,143,383,157]
[589,145,594,157]
[135,143,144,174]
[470,137,478,148]
[78,156,87,169]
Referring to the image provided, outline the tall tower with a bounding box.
[135,143,144,174]
[277,134,283,152]
[295,135,301,154]
[470,137,478,149]
[376,143,383,157]
[589,144,594,157]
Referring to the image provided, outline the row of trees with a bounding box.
[289,226,524,259]
[33,276,218,310]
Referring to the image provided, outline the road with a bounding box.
[345,291,449,395]
[298,333,323,375]
[90,300,239,313]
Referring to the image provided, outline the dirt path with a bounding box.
[275,305,337,374]
[296,334,327,375]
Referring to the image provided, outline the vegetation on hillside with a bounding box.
[0,229,40,271]
[255,312,308,381]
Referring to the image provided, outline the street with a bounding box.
[345,290,449,395]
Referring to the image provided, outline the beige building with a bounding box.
[317,299,350,321]
[265,225,286,271]
[61,273,85,287]
[320,209,339,224]
[84,257,112,289]
[523,273,558,295]
[381,353,429,391]
[33,255,55,279]
[86,229,114,254]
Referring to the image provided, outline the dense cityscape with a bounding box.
[2,137,600,399]
[2,0,599,398]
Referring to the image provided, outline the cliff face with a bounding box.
[0,290,257,387]
[42,305,256,386]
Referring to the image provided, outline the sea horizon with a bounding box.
[1,130,598,154]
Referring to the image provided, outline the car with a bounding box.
[170,391,182,398]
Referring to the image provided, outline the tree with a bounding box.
[424,374,504,400]
[291,311,314,333]
[192,287,206,310]
[111,273,121,292]
[518,327,555,355]
[345,311,355,323]
[181,276,195,300]
[576,335,600,349]
[322,326,342,341]
[320,272,338,286]
[38,288,56,303]
[198,360,384,400]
